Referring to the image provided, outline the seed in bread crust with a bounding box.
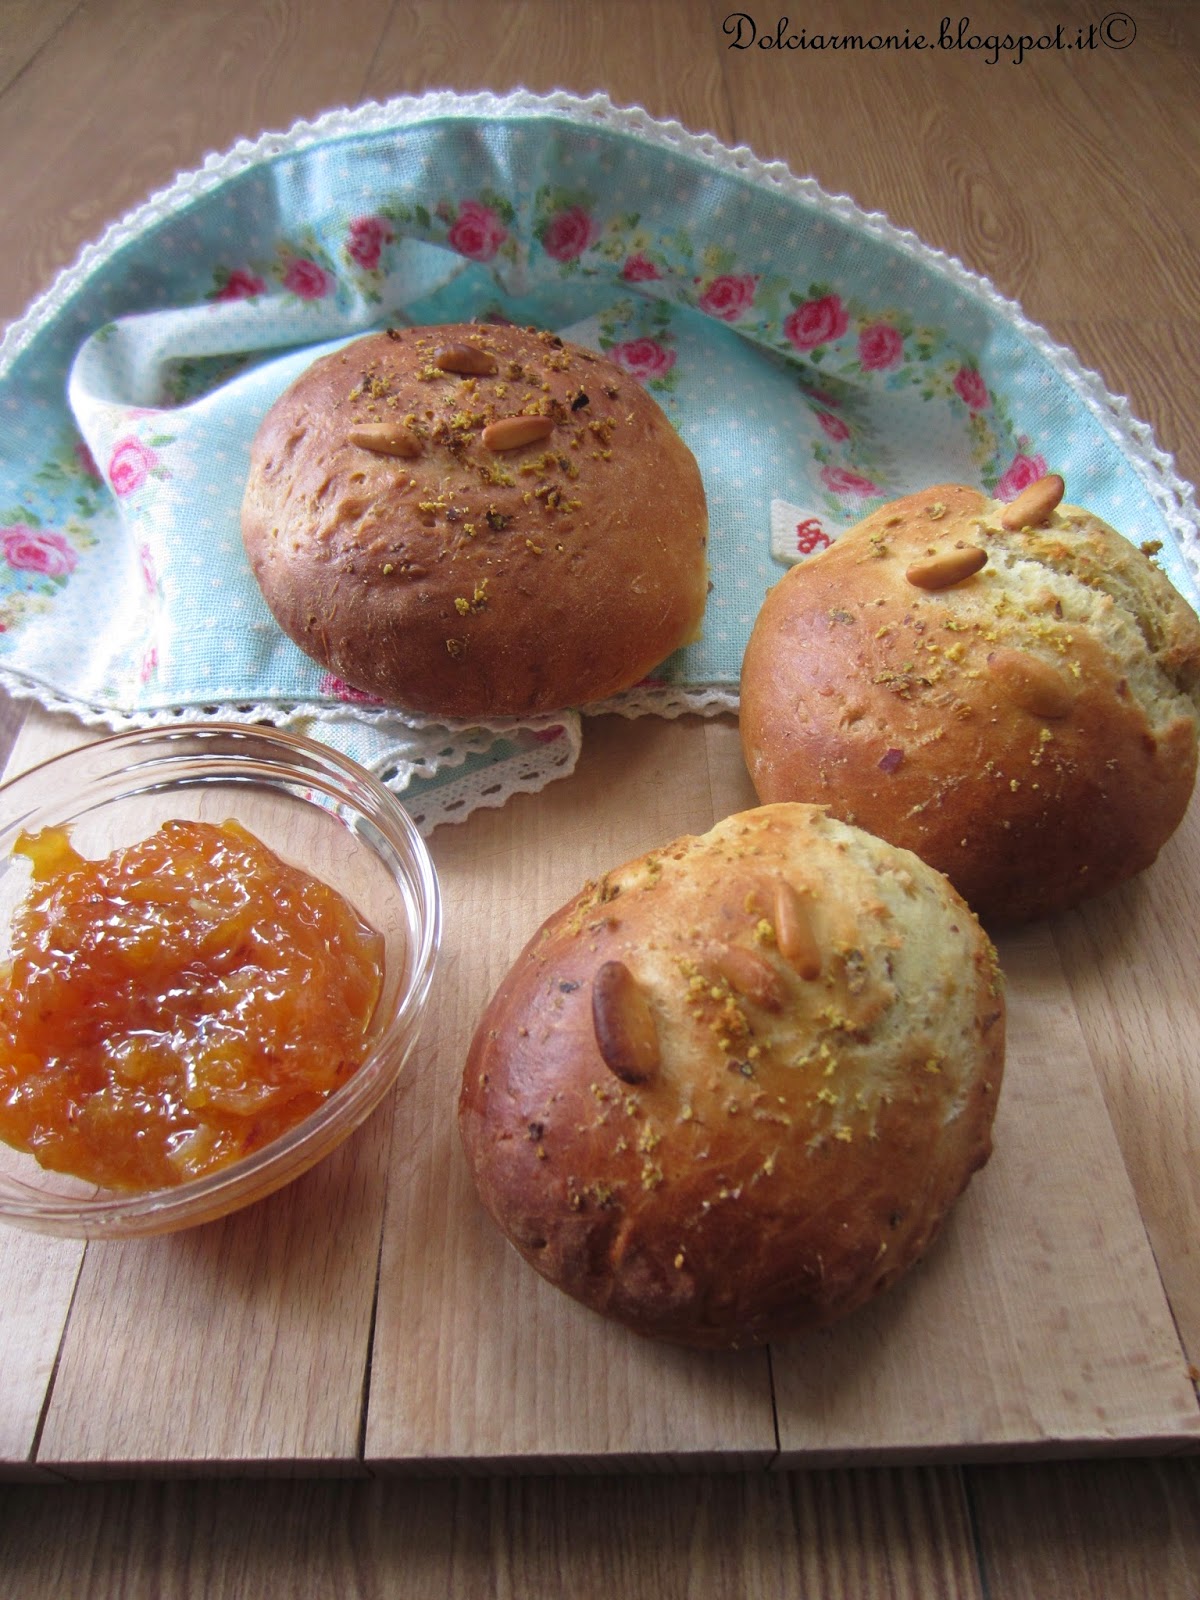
[347,423,423,458]
[482,415,556,452]
[714,946,785,1011]
[987,648,1075,719]
[592,960,660,1084]
[998,473,1065,531]
[905,545,988,591]
[773,881,822,980]
[434,343,498,376]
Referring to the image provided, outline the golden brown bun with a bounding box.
[241,325,708,719]
[740,481,1200,925]
[458,803,1004,1349]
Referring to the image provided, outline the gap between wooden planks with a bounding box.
[364,715,1200,1471]
[2,705,1199,1474]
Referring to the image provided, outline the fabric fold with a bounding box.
[0,90,1193,832]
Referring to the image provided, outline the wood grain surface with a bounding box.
[1,0,1199,1594]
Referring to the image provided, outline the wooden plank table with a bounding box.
[1,0,1199,1593]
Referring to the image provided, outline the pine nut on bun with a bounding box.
[241,325,709,719]
[458,803,1004,1349]
[740,480,1200,925]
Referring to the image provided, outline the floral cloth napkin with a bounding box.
[0,90,1195,831]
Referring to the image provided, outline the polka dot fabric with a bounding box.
[0,91,1195,830]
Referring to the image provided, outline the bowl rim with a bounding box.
[0,721,442,1235]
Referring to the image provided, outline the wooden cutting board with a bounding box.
[1,706,1198,1478]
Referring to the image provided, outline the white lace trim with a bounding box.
[396,716,584,835]
[2,87,1195,831]
[0,660,737,832]
[0,663,741,734]
[5,87,1195,561]
[595,684,741,720]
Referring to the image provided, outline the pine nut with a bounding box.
[347,423,423,458]
[905,544,988,591]
[591,960,659,1084]
[434,343,498,376]
[715,946,785,1012]
[773,882,822,980]
[482,414,556,452]
[998,474,1065,531]
[987,648,1075,719]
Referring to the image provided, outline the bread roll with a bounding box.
[740,479,1200,924]
[458,803,1004,1349]
[241,325,709,718]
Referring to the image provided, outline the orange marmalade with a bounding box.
[0,819,384,1190]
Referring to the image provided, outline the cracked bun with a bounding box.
[458,803,1005,1349]
[241,325,709,718]
[740,478,1200,924]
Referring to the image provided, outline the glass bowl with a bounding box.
[0,723,441,1237]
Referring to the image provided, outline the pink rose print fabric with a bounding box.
[447,200,507,262]
[784,294,849,352]
[954,366,989,410]
[609,338,676,380]
[282,258,332,299]
[858,323,903,371]
[541,206,597,262]
[108,437,158,496]
[318,673,386,706]
[621,253,661,283]
[1,96,1173,849]
[816,411,851,443]
[2,526,77,578]
[996,451,1049,500]
[698,274,757,322]
[346,216,394,271]
[820,465,880,497]
[214,268,266,302]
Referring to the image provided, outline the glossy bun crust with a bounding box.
[241,325,709,718]
[740,482,1200,924]
[458,803,1004,1349]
